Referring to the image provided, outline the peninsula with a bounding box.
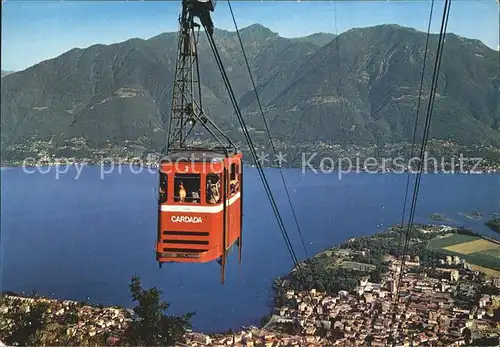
[485,217,500,234]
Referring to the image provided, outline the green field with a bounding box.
[427,233,479,249]
[479,248,500,260]
[339,261,376,271]
[427,233,500,271]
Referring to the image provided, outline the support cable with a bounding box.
[205,31,300,271]
[396,0,452,300]
[395,0,435,269]
[204,23,327,330]
[225,0,310,261]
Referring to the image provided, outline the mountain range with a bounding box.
[1,23,499,163]
[1,70,14,78]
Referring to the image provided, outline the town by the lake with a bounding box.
[2,224,499,346]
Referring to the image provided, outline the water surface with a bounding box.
[1,166,499,332]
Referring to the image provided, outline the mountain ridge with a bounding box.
[1,70,15,78]
[1,23,499,164]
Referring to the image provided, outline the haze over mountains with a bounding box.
[1,71,15,78]
[1,23,499,162]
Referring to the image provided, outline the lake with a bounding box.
[1,165,499,333]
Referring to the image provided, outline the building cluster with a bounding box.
[170,253,499,347]
[4,136,500,173]
[264,257,499,346]
[0,295,131,342]
[1,231,499,346]
[183,328,324,347]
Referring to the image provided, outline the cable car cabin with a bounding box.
[156,149,243,283]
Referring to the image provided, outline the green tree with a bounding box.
[62,306,79,325]
[123,276,195,346]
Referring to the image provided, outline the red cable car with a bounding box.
[157,150,243,283]
[156,0,242,283]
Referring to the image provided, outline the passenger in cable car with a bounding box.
[191,190,200,203]
[207,174,221,204]
[229,178,239,194]
[174,174,202,203]
[159,180,166,195]
[178,181,186,202]
[159,186,166,201]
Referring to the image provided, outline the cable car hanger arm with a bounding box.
[166,0,236,154]
[182,0,216,36]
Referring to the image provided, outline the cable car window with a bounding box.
[174,173,200,203]
[230,163,236,181]
[159,172,168,203]
[229,163,240,196]
[206,173,221,204]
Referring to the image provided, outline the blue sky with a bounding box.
[2,0,498,71]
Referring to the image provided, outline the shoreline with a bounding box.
[1,224,498,308]
[485,217,500,235]
[2,162,500,175]
[2,222,499,346]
